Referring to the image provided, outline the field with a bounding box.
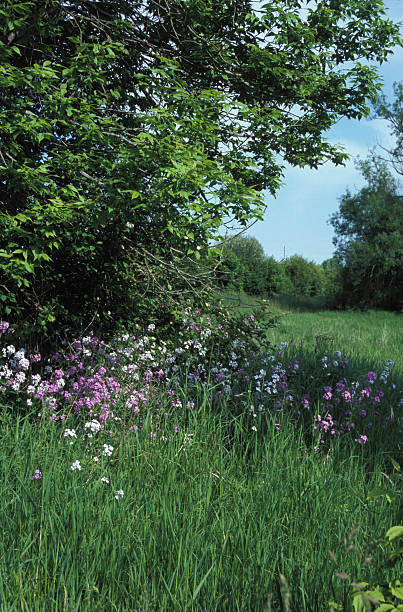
[0,301,402,611]
[219,291,402,373]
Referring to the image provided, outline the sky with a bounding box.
[242,0,402,264]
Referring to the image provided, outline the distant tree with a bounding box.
[223,236,265,264]
[321,257,343,297]
[372,81,402,176]
[329,156,402,310]
[215,249,244,292]
[261,257,293,296]
[281,255,326,296]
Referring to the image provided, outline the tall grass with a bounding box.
[0,399,401,611]
[1,303,401,611]
[218,291,402,372]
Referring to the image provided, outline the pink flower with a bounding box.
[354,435,368,444]
[0,321,9,334]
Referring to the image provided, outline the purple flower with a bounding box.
[354,435,368,444]
[0,321,9,334]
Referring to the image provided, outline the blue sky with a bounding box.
[245,0,402,264]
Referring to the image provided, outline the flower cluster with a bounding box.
[0,314,401,454]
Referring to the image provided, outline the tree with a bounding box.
[0,1,400,338]
[215,249,245,292]
[281,255,326,296]
[329,156,402,310]
[373,81,403,176]
[321,257,343,298]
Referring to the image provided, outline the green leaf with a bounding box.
[386,527,403,542]
[390,584,403,600]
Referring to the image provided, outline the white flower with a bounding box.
[93,456,99,462]
[64,428,77,438]
[101,477,109,483]
[114,489,124,499]
[6,345,15,355]
[251,425,257,432]
[18,358,30,371]
[70,460,82,471]
[85,419,101,433]
[102,444,114,456]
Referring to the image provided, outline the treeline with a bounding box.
[216,82,403,312]
[215,236,337,298]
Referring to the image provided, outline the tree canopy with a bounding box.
[373,81,403,176]
[0,0,401,337]
[329,155,402,310]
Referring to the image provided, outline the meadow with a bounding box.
[220,292,402,372]
[0,301,402,611]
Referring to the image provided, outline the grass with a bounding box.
[0,403,401,611]
[218,291,402,372]
[1,298,402,610]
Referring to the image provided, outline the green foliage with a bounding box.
[322,257,344,298]
[329,155,403,311]
[281,255,327,296]
[214,248,245,292]
[329,461,403,611]
[0,1,401,338]
[372,81,403,177]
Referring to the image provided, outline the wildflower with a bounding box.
[85,420,102,434]
[251,425,257,432]
[0,321,10,334]
[93,456,99,462]
[70,460,82,471]
[341,391,352,403]
[367,371,377,383]
[354,435,368,444]
[102,444,114,456]
[64,428,77,439]
[114,489,124,499]
[30,469,42,480]
[101,477,109,483]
